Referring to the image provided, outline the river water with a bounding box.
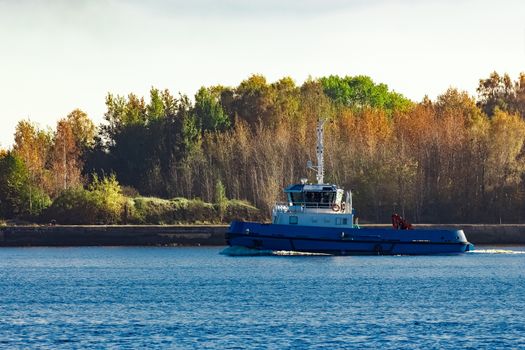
[0,246,524,349]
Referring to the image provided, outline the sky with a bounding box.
[0,0,524,147]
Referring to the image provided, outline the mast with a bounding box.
[307,119,325,184]
[316,120,324,184]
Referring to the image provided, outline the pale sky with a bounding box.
[0,0,524,147]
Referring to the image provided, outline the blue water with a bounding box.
[0,247,524,349]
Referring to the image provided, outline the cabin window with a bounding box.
[290,193,304,205]
[289,216,298,224]
[321,192,335,207]
[336,218,348,225]
[304,191,336,208]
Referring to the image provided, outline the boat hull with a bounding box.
[227,221,473,255]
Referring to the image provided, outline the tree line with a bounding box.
[1,72,525,224]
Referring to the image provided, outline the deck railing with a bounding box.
[272,202,346,214]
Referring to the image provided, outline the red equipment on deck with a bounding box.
[391,213,413,230]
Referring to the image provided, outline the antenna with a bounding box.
[307,119,325,184]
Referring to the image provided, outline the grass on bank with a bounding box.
[127,197,261,225]
[43,195,261,225]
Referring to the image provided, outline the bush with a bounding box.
[223,199,263,222]
[43,187,98,224]
[121,186,139,197]
[43,174,126,224]
[129,197,175,224]
[184,198,215,223]
[28,188,52,218]
[89,174,125,224]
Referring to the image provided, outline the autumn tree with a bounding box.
[477,71,525,118]
[232,74,273,126]
[12,120,53,210]
[65,109,96,151]
[514,73,525,118]
[50,118,82,194]
[485,109,525,222]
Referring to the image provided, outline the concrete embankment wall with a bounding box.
[0,224,524,246]
[0,225,228,247]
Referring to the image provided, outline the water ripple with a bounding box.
[0,246,524,349]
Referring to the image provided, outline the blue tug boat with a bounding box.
[227,121,474,255]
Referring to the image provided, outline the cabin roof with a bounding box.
[284,184,338,193]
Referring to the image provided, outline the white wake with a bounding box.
[220,246,329,256]
[468,248,525,255]
[222,246,525,256]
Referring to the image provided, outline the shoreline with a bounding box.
[1,224,525,246]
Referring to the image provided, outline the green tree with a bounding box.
[147,88,166,121]
[319,75,412,114]
[0,152,49,218]
[99,91,156,192]
[102,92,147,140]
[194,87,231,133]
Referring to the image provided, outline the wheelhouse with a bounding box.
[284,184,343,209]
